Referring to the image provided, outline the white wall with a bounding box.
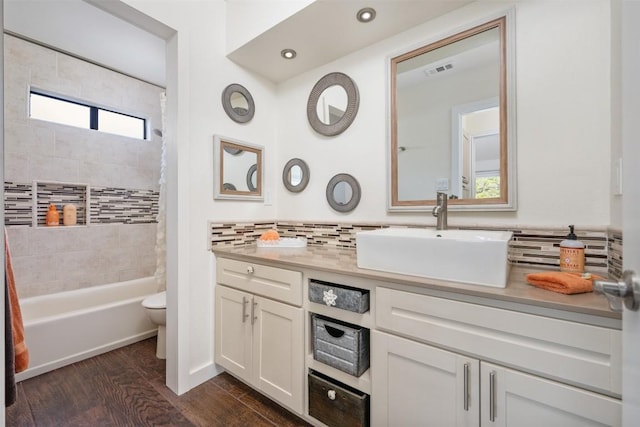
[275,0,613,228]
[121,0,278,394]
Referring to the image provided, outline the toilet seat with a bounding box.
[142,291,166,309]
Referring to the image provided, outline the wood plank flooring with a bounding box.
[6,337,311,426]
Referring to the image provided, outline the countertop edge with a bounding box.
[211,246,621,327]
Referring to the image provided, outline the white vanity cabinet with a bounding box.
[373,287,622,427]
[480,362,621,427]
[214,258,304,414]
[372,330,480,426]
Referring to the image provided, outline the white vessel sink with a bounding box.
[356,228,513,288]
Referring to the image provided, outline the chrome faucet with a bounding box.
[432,192,448,230]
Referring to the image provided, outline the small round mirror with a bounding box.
[222,83,255,123]
[282,158,310,193]
[326,173,361,213]
[307,72,359,136]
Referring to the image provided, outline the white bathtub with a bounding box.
[16,276,160,381]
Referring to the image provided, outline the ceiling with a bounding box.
[227,0,474,83]
[4,0,169,87]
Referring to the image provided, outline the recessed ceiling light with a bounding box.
[281,49,297,60]
[357,7,376,23]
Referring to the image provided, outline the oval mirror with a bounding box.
[282,158,310,193]
[307,72,359,136]
[326,173,361,213]
[222,83,255,123]
[390,14,516,211]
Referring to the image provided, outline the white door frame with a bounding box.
[621,1,640,425]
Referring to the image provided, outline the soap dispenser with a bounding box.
[46,204,60,226]
[559,225,585,273]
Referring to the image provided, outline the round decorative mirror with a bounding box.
[282,158,310,193]
[326,173,361,213]
[222,83,255,123]
[307,72,359,136]
[246,164,258,192]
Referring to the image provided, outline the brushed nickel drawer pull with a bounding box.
[489,370,496,422]
[241,296,249,323]
[463,363,470,411]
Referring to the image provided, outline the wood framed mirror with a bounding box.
[389,13,516,211]
[213,135,263,200]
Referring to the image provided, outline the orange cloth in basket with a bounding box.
[525,271,603,295]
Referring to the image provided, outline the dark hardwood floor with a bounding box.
[6,337,311,426]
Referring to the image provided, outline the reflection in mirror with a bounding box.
[390,15,516,211]
[290,166,302,186]
[326,173,361,213]
[282,158,310,193]
[316,85,347,125]
[333,181,353,205]
[213,135,263,200]
[230,91,249,114]
[246,164,258,191]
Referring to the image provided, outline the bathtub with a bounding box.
[16,276,160,381]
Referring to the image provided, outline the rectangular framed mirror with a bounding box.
[389,12,516,211]
[213,135,263,200]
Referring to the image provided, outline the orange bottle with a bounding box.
[46,204,60,226]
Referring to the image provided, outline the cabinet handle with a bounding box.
[489,370,496,422]
[463,363,469,411]
[251,298,258,325]
[247,265,254,274]
[241,296,249,323]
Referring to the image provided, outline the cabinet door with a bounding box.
[371,330,480,427]
[252,296,304,414]
[481,362,621,427]
[214,285,252,381]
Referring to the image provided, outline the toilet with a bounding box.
[142,291,166,359]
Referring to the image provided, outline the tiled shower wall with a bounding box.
[4,35,164,298]
[210,221,623,278]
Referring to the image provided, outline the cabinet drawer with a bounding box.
[216,257,302,306]
[309,370,369,427]
[376,287,621,396]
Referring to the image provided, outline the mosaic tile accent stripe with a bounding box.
[4,182,159,226]
[4,182,33,226]
[608,229,623,279]
[210,221,277,247]
[508,227,608,274]
[36,182,87,226]
[90,187,159,224]
[210,221,614,274]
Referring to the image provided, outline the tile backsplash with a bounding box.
[210,220,622,278]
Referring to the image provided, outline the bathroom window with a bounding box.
[29,91,147,140]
